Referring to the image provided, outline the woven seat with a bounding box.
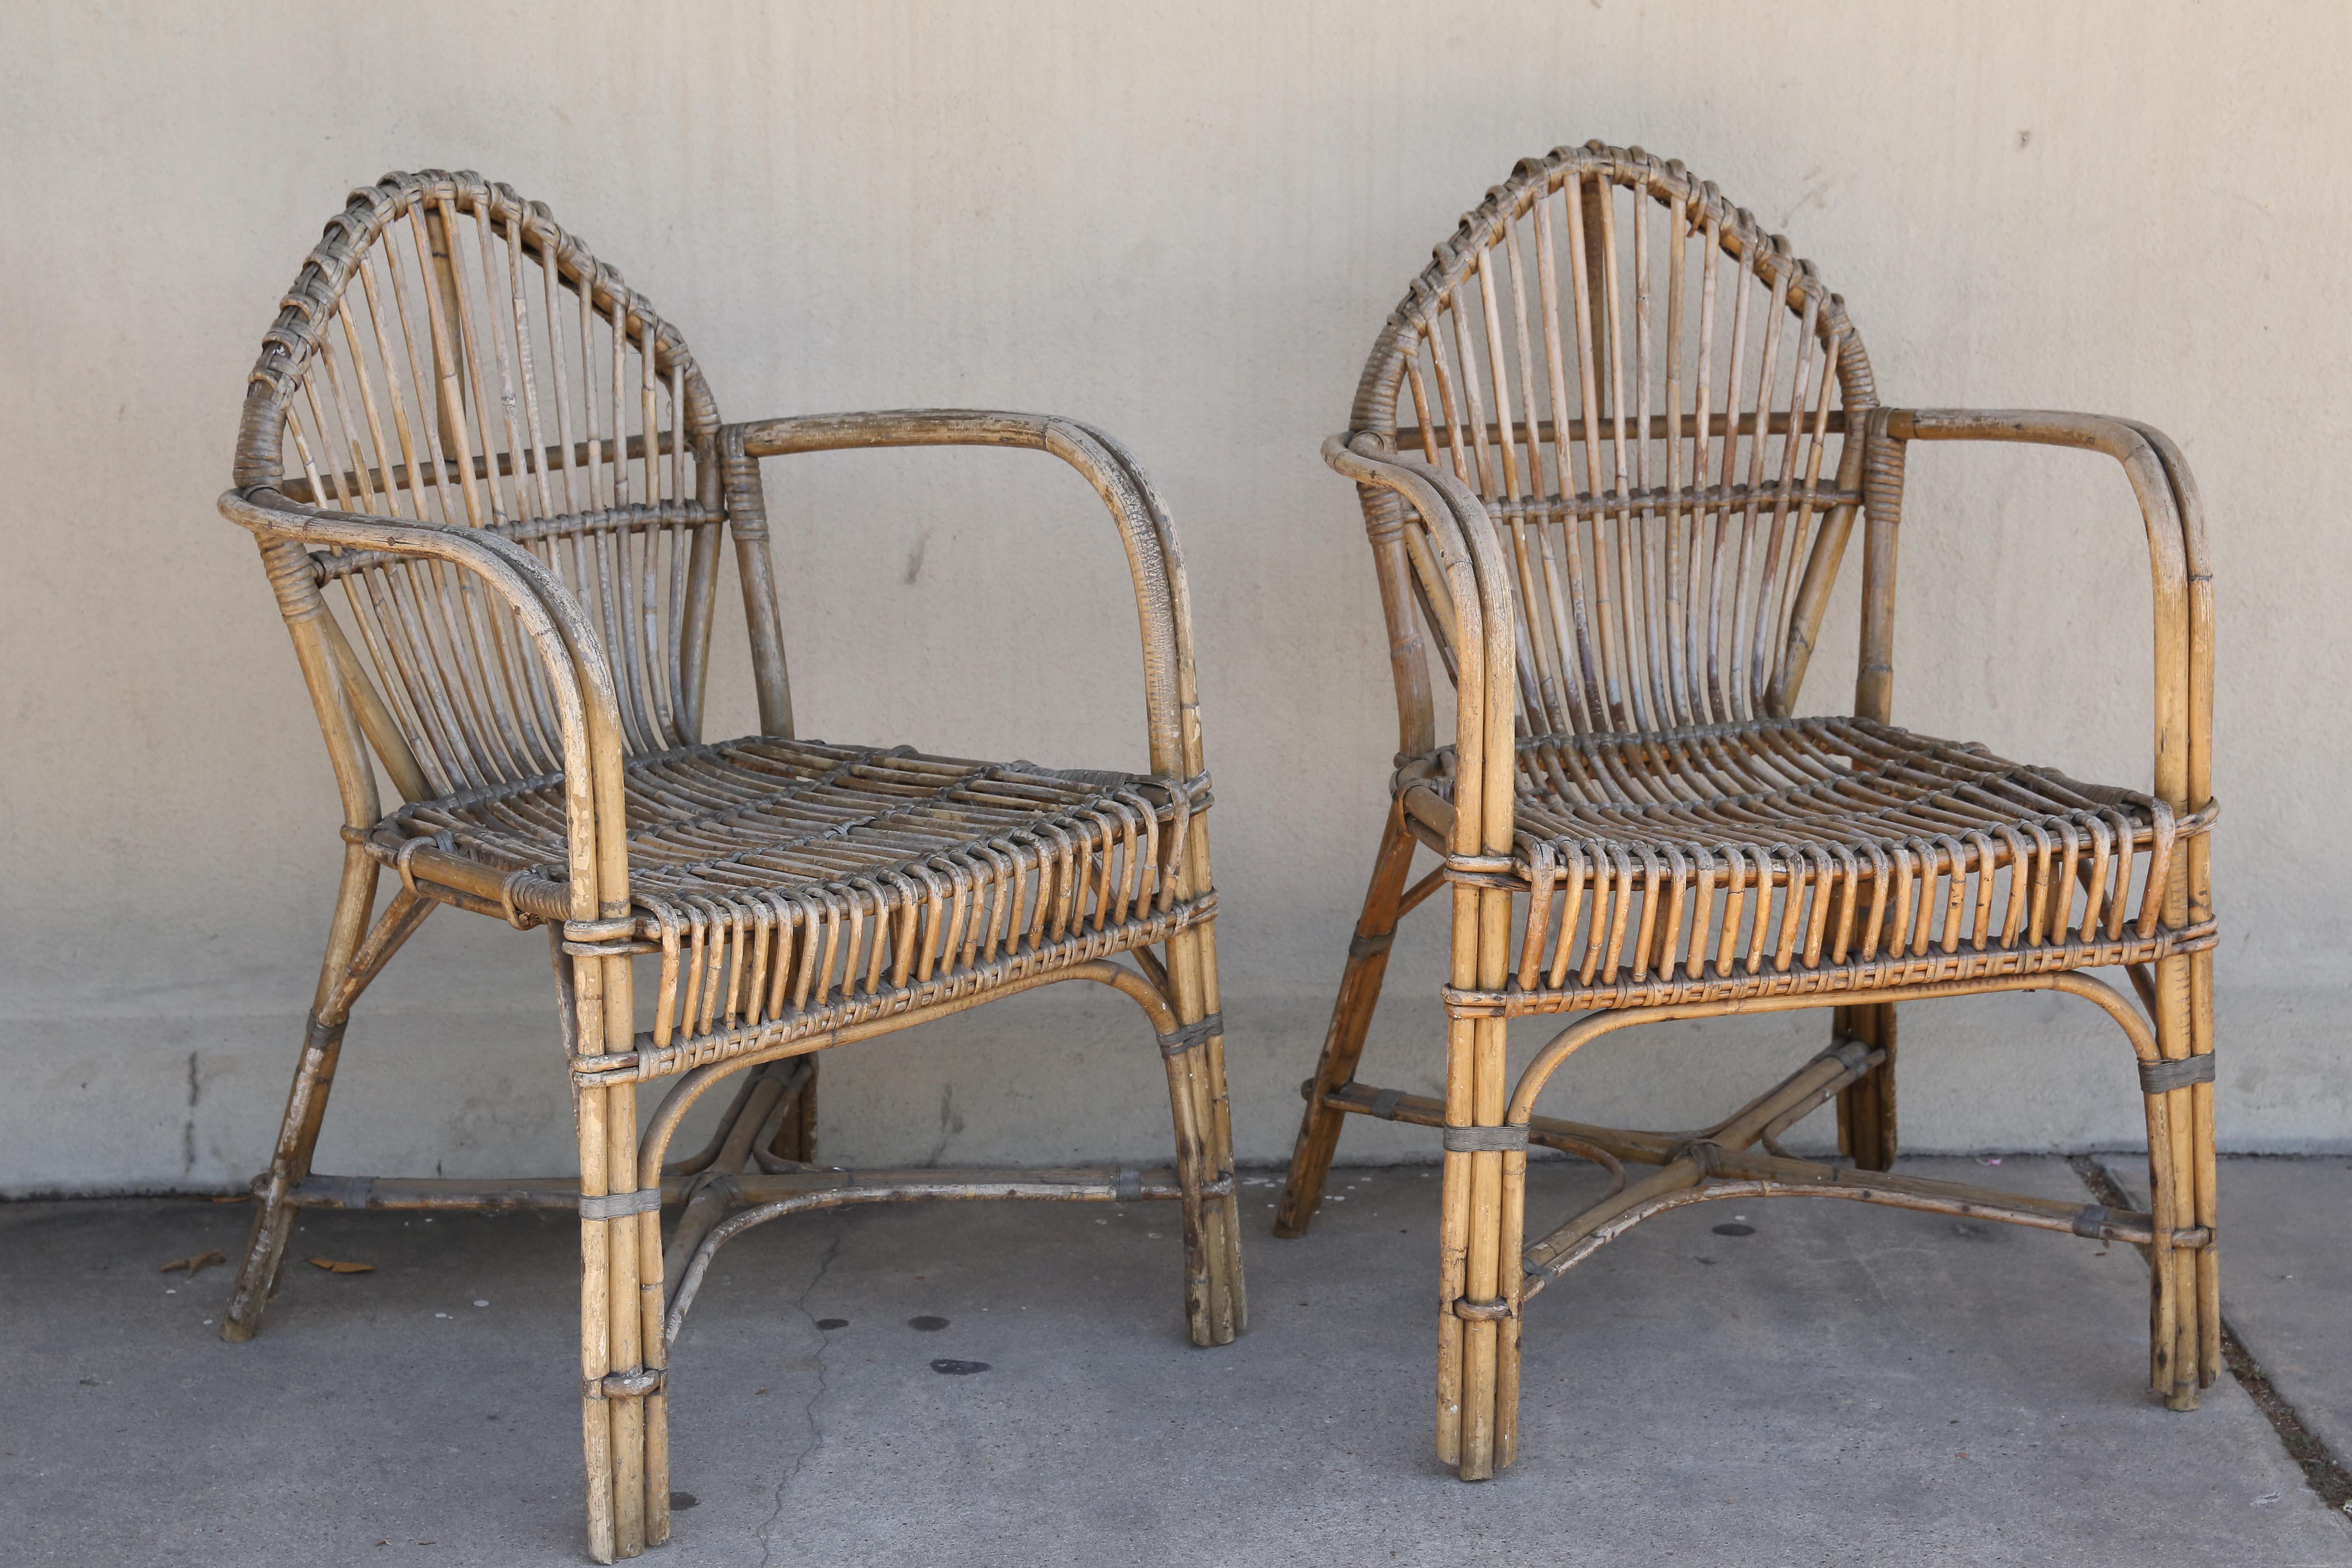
[377,739,1214,1078]
[1395,715,2211,1015]
[1276,142,2218,1482]
[387,737,1199,931]
[215,169,1240,1561]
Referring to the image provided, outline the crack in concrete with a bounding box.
[755,1216,846,1568]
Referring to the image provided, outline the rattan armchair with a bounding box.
[1275,142,2216,1480]
[216,170,1242,1560]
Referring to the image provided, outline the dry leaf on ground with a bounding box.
[159,1250,225,1276]
[307,1258,376,1274]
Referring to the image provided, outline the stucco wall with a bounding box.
[4,0,2346,1193]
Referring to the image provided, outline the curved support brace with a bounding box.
[660,1170,1201,1347]
[1520,1173,2202,1297]
[1507,970,2156,1127]
[729,410,1200,778]
[635,960,1178,1187]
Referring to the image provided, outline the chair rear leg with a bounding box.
[221,860,429,1342]
[767,1058,819,1163]
[1276,802,1418,1237]
[1834,1002,1898,1170]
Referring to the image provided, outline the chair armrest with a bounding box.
[727,409,1205,778]
[219,486,629,923]
[1323,433,1521,864]
[1875,408,2212,816]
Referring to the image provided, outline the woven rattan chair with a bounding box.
[1276,141,2216,1479]
[216,170,1242,1560]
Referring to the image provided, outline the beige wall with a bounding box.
[4,0,2347,1193]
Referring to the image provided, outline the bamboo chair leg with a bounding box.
[220,1009,348,1340]
[1157,1009,1217,1346]
[1436,1017,1484,1474]
[2190,947,2220,1388]
[1833,1002,1898,1170]
[606,1075,647,1558]
[577,1077,618,1563]
[1193,918,1248,1334]
[2147,951,2201,1412]
[221,851,414,1342]
[767,1059,818,1163]
[1162,915,1241,1346]
[635,1078,669,1550]
[1456,1013,1510,1480]
[1276,802,1419,1237]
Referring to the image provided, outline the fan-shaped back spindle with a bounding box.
[237,170,741,802]
[1355,142,1878,739]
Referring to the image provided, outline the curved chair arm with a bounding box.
[1872,409,2213,817]
[1323,433,1519,864]
[729,409,1205,779]
[219,487,630,928]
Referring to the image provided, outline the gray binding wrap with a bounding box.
[1369,1087,1406,1120]
[1157,1013,1224,1056]
[1443,852,1521,889]
[1679,1139,1726,1176]
[586,1365,666,1399]
[579,1188,662,1220]
[1348,931,1396,959]
[2071,1205,2111,1239]
[1822,1035,1876,1074]
[1451,1295,1513,1321]
[304,1173,373,1210]
[1442,1124,1529,1153]
[2138,1054,2215,1095]
[1114,1168,1143,1203]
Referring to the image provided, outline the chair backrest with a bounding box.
[1353,141,1879,738]
[236,170,768,803]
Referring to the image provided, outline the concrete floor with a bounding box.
[6,1157,2348,1567]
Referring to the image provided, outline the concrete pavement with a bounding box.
[6,1157,2348,1566]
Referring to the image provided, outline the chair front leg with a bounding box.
[575,1078,661,1562]
[568,935,658,1562]
[1444,1008,1515,1480]
[576,1074,619,1563]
